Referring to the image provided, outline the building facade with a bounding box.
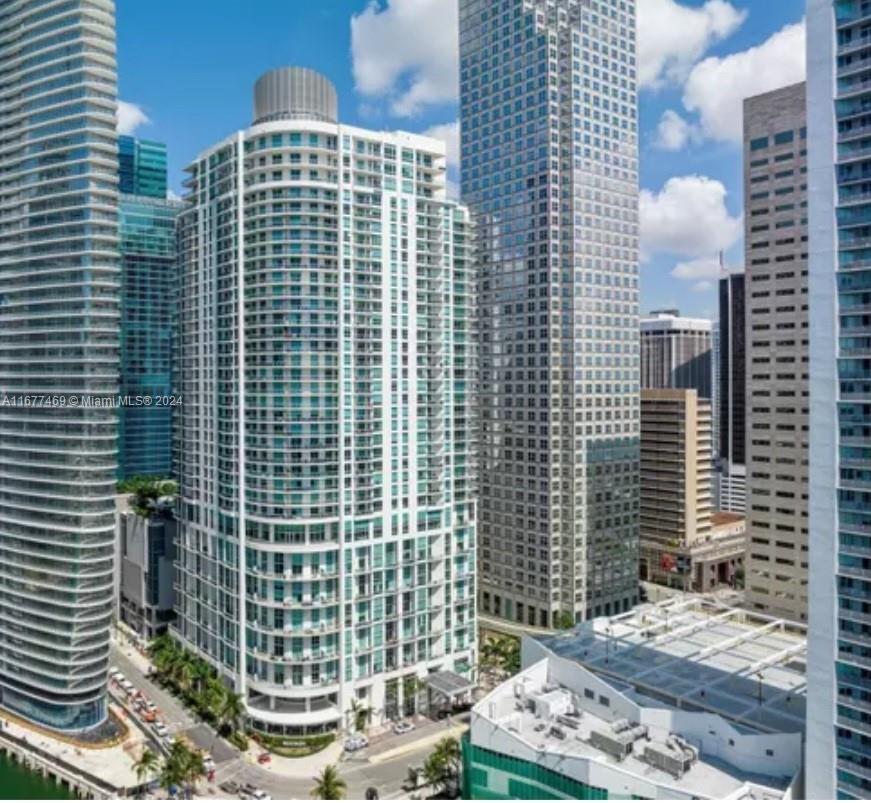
[717,272,746,513]
[0,0,118,731]
[118,136,181,479]
[639,389,743,593]
[119,136,167,198]
[807,1,871,797]
[640,312,712,398]
[116,496,177,641]
[174,68,476,736]
[463,608,805,801]
[461,0,640,628]
[742,84,810,623]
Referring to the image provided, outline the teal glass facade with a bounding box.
[831,3,871,797]
[118,180,182,479]
[118,135,167,198]
[808,1,871,797]
[0,0,118,731]
[462,739,608,800]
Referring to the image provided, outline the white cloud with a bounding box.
[424,121,459,170]
[641,175,742,261]
[682,20,806,144]
[671,257,723,281]
[638,0,746,88]
[167,189,182,202]
[691,280,715,293]
[117,100,150,136]
[424,122,460,199]
[654,110,701,151]
[351,0,458,116]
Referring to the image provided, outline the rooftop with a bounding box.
[472,657,801,800]
[531,595,807,736]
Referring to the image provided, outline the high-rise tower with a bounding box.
[460,0,640,627]
[175,68,476,735]
[807,0,871,797]
[0,0,118,730]
[742,83,809,623]
[640,311,712,397]
[717,271,747,513]
[117,136,182,479]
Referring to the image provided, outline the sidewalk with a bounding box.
[239,738,344,779]
[366,717,468,765]
[0,703,145,791]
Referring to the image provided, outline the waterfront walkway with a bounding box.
[0,703,145,797]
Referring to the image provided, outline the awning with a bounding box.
[423,670,476,700]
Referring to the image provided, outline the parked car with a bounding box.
[152,722,169,738]
[392,720,415,735]
[241,784,270,800]
[344,734,369,752]
[219,781,239,795]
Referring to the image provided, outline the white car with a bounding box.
[344,734,369,752]
[251,791,271,801]
[393,720,415,735]
[152,722,169,738]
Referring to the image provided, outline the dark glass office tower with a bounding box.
[717,272,746,512]
[0,0,118,730]
[117,136,182,479]
[460,0,640,627]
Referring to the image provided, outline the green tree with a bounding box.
[348,697,374,733]
[217,689,246,735]
[311,764,347,800]
[402,675,422,717]
[133,747,159,786]
[422,736,461,795]
[554,611,575,630]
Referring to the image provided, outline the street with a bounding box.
[111,642,461,799]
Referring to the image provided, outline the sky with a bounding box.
[116,0,807,320]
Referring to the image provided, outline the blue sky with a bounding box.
[117,0,806,320]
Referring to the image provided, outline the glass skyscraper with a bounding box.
[119,135,167,198]
[808,0,871,797]
[0,0,118,730]
[460,0,640,627]
[174,67,476,735]
[118,135,181,479]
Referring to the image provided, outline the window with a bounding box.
[774,130,794,145]
[750,136,769,151]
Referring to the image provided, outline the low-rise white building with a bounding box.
[464,596,805,800]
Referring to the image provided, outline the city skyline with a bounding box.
[114,0,805,319]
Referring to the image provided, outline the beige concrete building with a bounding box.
[640,390,744,591]
[743,83,809,622]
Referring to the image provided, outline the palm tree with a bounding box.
[311,765,347,800]
[181,749,206,798]
[217,689,246,736]
[133,747,159,786]
[422,736,461,795]
[348,698,374,733]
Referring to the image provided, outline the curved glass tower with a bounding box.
[175,68,476,735]
[0,0,118,730]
